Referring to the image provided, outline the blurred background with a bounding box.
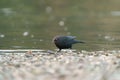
[0,0,120,51]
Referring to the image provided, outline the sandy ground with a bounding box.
[0,50,120,80]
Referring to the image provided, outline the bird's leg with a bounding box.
[70,47,72,49]
[68,47,73,52]
[54,49,61,56]
[57,49,61,52]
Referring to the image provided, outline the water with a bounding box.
[0,0,120,51]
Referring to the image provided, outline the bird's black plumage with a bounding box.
[53,36,85,51]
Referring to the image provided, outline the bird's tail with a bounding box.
[74,40,85,44]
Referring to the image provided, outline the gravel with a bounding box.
[0,50,120,80]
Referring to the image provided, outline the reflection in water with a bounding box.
[0,34,5,38]
[0,49,44,53]
[58,21,64,26]
[111,11,120,16]
[23,32,29,36]
[104,35,115,41]
[1,8,15,16]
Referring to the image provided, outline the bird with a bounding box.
[53,36,85,52]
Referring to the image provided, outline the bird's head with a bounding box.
[52,36,60,43]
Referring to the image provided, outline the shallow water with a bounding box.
[0,0,120,50]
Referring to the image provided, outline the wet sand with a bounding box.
[0,50,120,80]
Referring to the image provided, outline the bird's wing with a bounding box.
[64,36,76,44]
[66,36,76,39]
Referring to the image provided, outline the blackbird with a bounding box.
[53,36,85,51]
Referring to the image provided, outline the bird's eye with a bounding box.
[54,38,57,41]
